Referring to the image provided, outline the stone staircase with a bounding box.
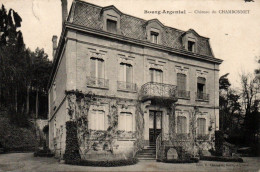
[136,144,156,160]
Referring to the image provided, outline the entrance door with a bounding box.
[149,110,162,145]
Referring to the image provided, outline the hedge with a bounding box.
[200,156,243,162]
[63,121,81,161]
[65,158,138,167]
[34,149,54,157]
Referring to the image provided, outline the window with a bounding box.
[90,57,104,79]
[107,19,117,33]
[197,77,206,98]
[118,112,133,131]
[53,82,56,102]
[197,118,206,135]
[188,41,195,52]
[177,73,186,91]
[88,110,105,130]
[151,31,159,44]
[119,63,133,83]
[177,116,187,134]
[149,68,163,83]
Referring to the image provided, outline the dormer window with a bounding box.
[151,31,159,44]
[188,41,195,52]
[107,19,117,33]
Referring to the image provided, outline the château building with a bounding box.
[48,0,222,160]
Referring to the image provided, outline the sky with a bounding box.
[1,0,260,88]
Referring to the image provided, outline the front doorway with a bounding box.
[149,110,162,145]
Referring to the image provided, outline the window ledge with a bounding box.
[178,97,190,100]
[117,89,137,93]
[87,85,109,90]
[195,99,209,102]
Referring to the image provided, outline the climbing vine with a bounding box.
[66,90,122,159]
[134,101,145,153]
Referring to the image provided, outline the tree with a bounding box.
[0,5,52,126]
[240,72,260,143]
[219,73,241,134]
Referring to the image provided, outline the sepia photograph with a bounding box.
[0,0,259,171]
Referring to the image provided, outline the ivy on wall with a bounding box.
[64,121,80,162]
[134,102,145,153]
[66,90,125,160]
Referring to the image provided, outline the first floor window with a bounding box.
[177,116,187,134]
[119,63,133,83]
[149,68,163,83]
[197,118,206,135]
[88,110,105,130]
[118,112,133,131]
[197,77,206,93]
[90,57,104,79]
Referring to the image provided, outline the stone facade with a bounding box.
[48,0,222,160]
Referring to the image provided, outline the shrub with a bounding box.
[34,148,54,157]
[0,116,37,152]
[215,130,224,156]
[63,121,81,161]
[200,156,243,162]
[65,158,138,167]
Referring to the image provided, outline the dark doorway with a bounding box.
[149,110,162,145]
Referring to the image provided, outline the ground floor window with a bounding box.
[88,110,105,130]
[118,112,133,131]
[197,118,206,135]
[177,116,187,134]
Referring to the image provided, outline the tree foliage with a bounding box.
[0,5,52,126]
[219,73,241,134]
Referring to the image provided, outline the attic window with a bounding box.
[107,19,117,33]
[188,41,195,52]
[151,31,159,44]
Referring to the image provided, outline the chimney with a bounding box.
[61,0,68,26]
[52,35,58,59]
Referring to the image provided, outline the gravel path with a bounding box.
[0,153,259,172]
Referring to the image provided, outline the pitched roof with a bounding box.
[68,0,215,57]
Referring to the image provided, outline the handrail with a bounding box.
[156,132,162,160]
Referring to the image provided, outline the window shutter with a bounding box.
[126,113,133,131]
[177,73,186,91]
[126,64,132,83]
[90,58,96,77]
[197,118,206,135]
[98,59,104,79]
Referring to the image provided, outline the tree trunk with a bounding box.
[26,84,30,115]
[15,86,18,113]
[36,88,38,119]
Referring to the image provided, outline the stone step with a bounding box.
[137,157,156,161]
[137,155,156,158]
[138,152,155,155]
[143,146,156,150]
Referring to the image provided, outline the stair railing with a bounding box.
[156,133,162,160]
